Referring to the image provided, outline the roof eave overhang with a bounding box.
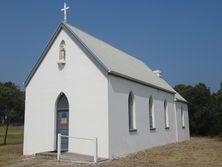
[108,71,176,94]
[175,98,189,104]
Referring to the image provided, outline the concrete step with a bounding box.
[35,151,57,159]
[35,151,107,163]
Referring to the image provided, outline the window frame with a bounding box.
[164,100,170,129]
[128,91,137,132]
[181,106,185,128]
[149,96,155,130]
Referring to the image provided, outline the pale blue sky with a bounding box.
[0,0,221,91]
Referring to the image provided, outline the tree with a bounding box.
[0,82,24,144]
[175,82,222,136]
[220,82,222,92]
[210,87,222,136]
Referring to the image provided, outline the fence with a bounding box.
[57,133,98,163]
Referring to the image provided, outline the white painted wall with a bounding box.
[23,29,109,158]
[24,27,190,159]
[176,102,190,142]
[108,75,179,157]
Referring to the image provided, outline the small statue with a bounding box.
[60,48,65,61]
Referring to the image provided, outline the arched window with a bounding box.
[128,91,136,130]
[59,40,66,63]
[181,106,185,128]
[164,100,169,129]
[149,96,155,129]
[57,93,69,110]
[56,93,69,151]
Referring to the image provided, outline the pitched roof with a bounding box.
[175,92,188,103]
[25,22,176,94]
[65,24,175,94]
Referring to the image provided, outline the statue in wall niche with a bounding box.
[60,48,66,61]
[59,40,66,62]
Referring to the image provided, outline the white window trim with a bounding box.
[181,106,185,128]
[164,100,170,129]
[149,96,155,130]
[128,92,137,132]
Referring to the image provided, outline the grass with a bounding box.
[0,125,23,144]
[118,137,222,167]
[31,137,222,167]
[0,126,222,167]
[0,144,23,167]
[0,126,23,167]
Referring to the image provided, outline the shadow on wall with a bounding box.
[109,75,173,103]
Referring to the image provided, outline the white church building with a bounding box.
[23,19,190,158]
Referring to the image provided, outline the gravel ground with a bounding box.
[1,137,222,167]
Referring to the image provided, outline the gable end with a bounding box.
[24,22,109,87]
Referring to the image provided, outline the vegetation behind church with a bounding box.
[174,82,222,136]
[0,81,221,140]
[0,82,24,125]
[0,82,24,144]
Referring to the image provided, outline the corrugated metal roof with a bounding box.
[66,24,176,94]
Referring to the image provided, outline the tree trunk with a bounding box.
[4,116,9,145]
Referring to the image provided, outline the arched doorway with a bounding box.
[56,93,69,151]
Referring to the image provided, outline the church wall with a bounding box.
[23,29,109,158]
[176,102,190,142]
[108,75,180,157]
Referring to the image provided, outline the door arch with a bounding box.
[56,93,69,151]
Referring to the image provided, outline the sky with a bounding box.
[0,0,222,92]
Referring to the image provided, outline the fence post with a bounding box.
[94,137,98,163]
[57,133,61,161]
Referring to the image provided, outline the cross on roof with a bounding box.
[61,2,70,23]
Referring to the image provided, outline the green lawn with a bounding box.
[0,125,23,144]
[0,126,23,167]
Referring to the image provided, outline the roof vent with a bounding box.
[153,70,162,78]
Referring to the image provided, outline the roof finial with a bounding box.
[61,2,70,23]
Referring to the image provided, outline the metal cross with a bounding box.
[61,2,70,23]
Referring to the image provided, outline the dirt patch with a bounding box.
[1,137,222,167]
[0,144,23,167]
